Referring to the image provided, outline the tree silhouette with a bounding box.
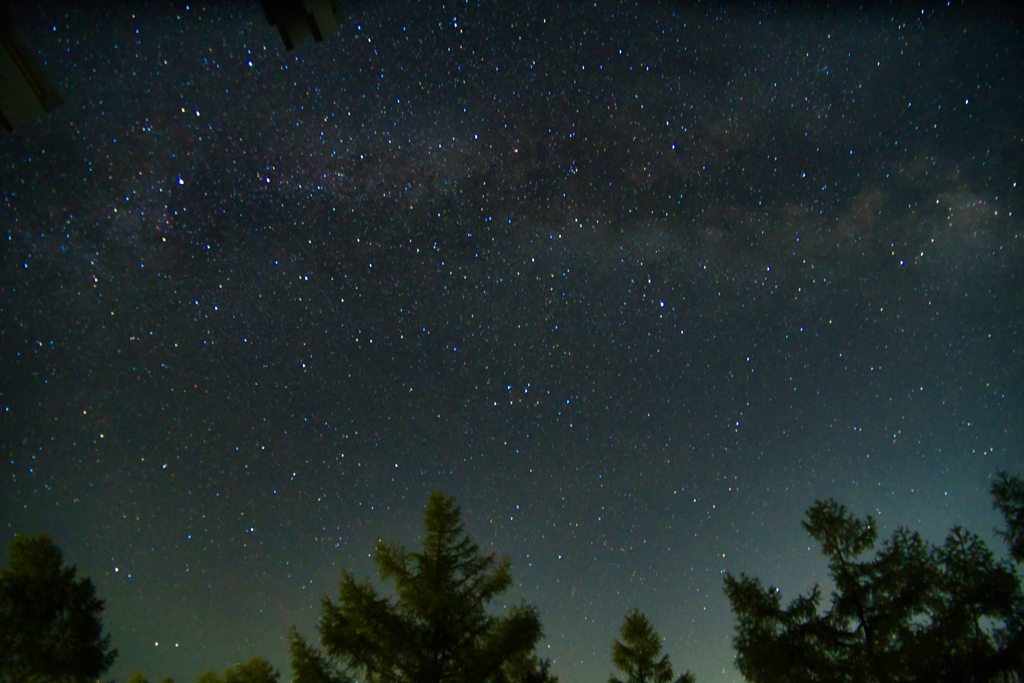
[195,657,280,683]
[289,627,347,683]
[992,471,1024,562]
[493,651,559,683]
[290,492,544,683]
[0,533,117,683]
[724,470,1024,683]
[609,610,695,683]
[127,673,174,683]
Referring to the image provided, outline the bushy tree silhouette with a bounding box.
[290,492,545,683]
[195,657,280,683]
[724,470,1024,683]
[127,672,174,683]
[0,533,117,683]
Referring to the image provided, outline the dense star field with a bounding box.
[1,1,1021,682]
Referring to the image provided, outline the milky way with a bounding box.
[1,3,1021,683]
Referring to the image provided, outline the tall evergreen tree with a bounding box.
[290,492,544,683]
[127,673,174,683]
[0,533,117,683]
[609,610,695,683]
[992,471,1024,562]
[289,627,347,683]
[195,657,280,683]
[493,651,559,683]
[724,470,1024,683]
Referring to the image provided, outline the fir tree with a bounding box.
[609,610,695,683]
[290,492,544,683]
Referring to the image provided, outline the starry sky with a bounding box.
[1,1,1022,682]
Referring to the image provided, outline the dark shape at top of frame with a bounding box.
[0,9,64,133]
[260,0,344,51]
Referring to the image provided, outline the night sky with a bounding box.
[1,2,1022,682]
